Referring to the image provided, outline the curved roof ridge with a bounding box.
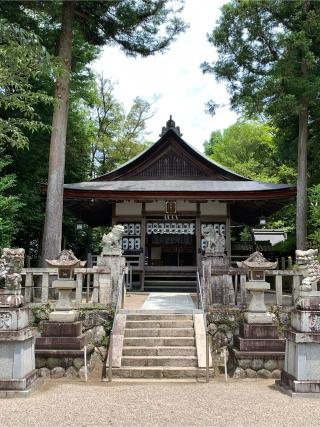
[91,128,250,181]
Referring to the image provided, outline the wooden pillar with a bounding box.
[196,202,201,269]
[140,202,146,290]
[226,203,231,263]
[111,202,116,226]
[234,274,238,306]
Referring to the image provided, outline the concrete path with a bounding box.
[1,378,320,426]
[142,293,195,310]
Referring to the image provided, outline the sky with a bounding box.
[92,0,238,152]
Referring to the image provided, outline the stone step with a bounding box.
[121,356,198,367]
[144,280,197,285]
[125,320,194,329]
[110,366,214,379]
[123,337,195,347]
[126,314,194,321]
[125,328,194,338]
[122,346,197,357]
[143,287,197,293]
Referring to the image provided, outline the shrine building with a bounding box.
[63,117,295,291]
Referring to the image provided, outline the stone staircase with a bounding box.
[111,313,211,379]
[143,273,197,293]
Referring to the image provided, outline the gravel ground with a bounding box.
[1,377,320,427]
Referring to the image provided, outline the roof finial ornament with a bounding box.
[160,115,182,137]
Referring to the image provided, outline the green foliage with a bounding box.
[0,148,23,248]
[308,185,320,248]
[239,225,253,242]
[0,18,53,148]
[270,305,291,337]
[202,0,320,247]
[202,0,320,119]
[30,303,53,330]
[204,119,296,183]
[272,234,296,255]
[89,76,154,177]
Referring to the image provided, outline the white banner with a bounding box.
[146,222,196,235]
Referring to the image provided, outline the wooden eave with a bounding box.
[62,186,296,201]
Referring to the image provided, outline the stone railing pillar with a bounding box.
[96,225,126,305]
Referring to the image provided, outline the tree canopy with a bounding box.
[202,0,320,249]
[204,119,296,183]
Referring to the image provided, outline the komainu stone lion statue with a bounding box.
[0,248,25,307]
[102,225,125,254]
[296,249,320,293]
[203,225,225,255]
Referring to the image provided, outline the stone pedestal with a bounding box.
[36,321,86,351]
[235,323,285,352]
[0,307,39,396]
[97,252,125,304]
[278,296,320,396]
[49,279,77,323]
[232,322,285,379]
[204,253,229,269]
[245,281,273,324]
[202,255,234,306]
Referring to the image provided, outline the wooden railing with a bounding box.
[21,267,110,305]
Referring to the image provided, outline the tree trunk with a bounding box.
[41,1,75,264]
[296,97,308,250]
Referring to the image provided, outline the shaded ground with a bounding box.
[124,292,149,309]
[1,376,320,427]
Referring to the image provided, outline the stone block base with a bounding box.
[0,307,30,330]
[240,323,279,339]
[229,348,284,379]
[36,335,86,350]
[49,311,77,323]
[278,370,320,395]
[36,320,87,351]
[0,369,39,394]
[244,312,273,324]
[43,321,82,337]
[234,336,285,352]
[35,346,97,379]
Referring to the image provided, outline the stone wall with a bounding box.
[206,306,292,378]
[31,304,113,379]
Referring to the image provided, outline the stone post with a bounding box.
[201,225,231,306]
[0,248,39,396]
[96,225,126,305]
[278,249,320,396]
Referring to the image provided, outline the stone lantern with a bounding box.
[46,250,86,322]
[242,251,277,323]
[232,251,285,377]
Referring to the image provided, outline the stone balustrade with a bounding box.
[20,267,111,305]
[203,267,303,308]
